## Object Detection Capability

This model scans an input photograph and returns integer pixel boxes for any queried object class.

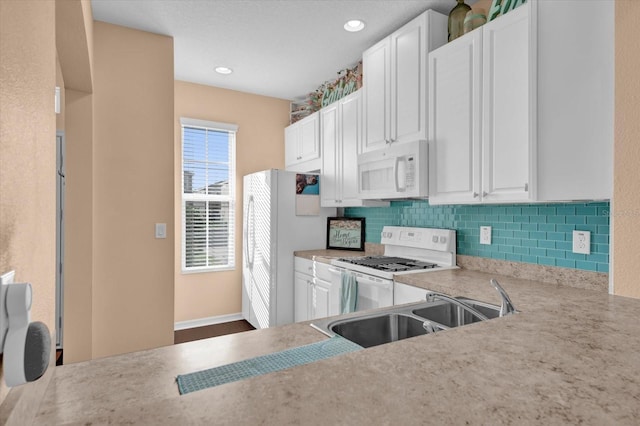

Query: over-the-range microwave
[358,139,428,200]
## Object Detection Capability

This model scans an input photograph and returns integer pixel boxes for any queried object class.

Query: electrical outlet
[572,230,591,255]
[480,226,492,245]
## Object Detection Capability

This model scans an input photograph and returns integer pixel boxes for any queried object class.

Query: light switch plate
[155,223,167,239]
[572,230,590,254]
[480,226,492,245]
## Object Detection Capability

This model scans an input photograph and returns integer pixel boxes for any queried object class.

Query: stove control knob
[439,236,447,244]
[432,236,439,243]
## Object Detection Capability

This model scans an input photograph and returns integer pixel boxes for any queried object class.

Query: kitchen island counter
[31,269,640,425]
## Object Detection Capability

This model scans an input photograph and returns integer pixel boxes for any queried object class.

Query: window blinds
[181,121,236,271]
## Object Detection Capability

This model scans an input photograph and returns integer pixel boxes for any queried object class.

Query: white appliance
[242,169,336,329]
[330,226,457,311]
[358,140,428,199]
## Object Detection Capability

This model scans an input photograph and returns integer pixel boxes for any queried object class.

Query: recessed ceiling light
[344,19,365,32]
[215,66,233,75]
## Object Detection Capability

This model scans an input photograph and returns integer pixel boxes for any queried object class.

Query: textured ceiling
[91,0,473,101]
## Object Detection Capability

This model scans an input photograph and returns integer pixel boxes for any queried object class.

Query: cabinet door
[482,5,532,202]
[320,103,340,206]
[428,29,482,205]
[312,278,332,320]
[299,113,320,162]
[294,271,311,322]
[391,14,427,144]
[362,37,391,152]
[284,124,299,169]
[339,91,362,204]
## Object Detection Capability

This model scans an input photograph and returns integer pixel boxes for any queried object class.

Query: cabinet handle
[483,191,488,197]
[473,192,479,198]
[524,183,529,192]
[390,138,396,143]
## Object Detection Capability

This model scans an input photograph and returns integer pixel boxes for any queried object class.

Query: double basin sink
[311,297,501,348]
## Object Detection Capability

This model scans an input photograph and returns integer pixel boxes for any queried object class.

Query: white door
[320,103,339,206]
[339,91,362,204]
[56,132,65,349]
[428,29,482,205]
[299,113,319,162]
[363,37,391,152]
[482,5,532,203]
[241,173,254,324]
[242,171,274,329]
[294,271,311,322]
[312,279,332,320]
[391,14,427,144]
[284,124,299,169]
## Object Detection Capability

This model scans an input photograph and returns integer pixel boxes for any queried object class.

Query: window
[181,118,238,272]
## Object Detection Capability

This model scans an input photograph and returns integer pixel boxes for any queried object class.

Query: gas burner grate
[338,256,439,272]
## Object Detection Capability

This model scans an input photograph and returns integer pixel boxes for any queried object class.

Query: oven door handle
[329,267,393,290]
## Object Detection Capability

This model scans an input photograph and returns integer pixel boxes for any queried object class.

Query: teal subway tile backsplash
[344,201,609,273]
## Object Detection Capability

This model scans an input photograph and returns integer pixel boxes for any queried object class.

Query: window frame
[180,117,238,274]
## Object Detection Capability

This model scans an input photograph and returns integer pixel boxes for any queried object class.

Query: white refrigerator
[242,169,336,329]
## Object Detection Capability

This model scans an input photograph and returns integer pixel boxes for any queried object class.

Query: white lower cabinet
[394,282,429,305]
[294,271,312,322]
[294,257,339,322]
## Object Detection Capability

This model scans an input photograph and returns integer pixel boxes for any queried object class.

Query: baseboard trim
[174,313,244,331]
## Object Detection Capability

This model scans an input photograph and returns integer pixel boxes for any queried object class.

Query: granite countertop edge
[32,264,640,425]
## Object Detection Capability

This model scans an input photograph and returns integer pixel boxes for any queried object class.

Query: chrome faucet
[489,279,517,317]
[425,292,489,321]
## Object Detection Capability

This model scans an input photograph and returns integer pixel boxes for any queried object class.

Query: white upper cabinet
[481,5,531,203]
[285,111,320,172]
[320,90,389,207]
[428,1,613,205]
[428,29,482,204]
[363,10,447,153]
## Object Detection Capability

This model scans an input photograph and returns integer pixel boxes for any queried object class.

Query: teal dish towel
[176,336,362,395]
[341,271,358,314]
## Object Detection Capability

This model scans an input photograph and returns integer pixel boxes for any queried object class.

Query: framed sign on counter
[326,217,365,251]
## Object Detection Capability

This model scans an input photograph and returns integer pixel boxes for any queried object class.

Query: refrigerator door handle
[245,195,255,268]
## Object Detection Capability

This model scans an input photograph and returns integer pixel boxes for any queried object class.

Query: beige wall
[63,89,94,363]
[92,22,175,357]
[613,0,640,299]
[174,81,290,322]
[0,0,56,411]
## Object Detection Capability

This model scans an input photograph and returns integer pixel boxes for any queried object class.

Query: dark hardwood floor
[174,320,255,344]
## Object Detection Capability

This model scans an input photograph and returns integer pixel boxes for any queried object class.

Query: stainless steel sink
[412,299,500,328]
[329,313,437,348]
[311,297,503,348]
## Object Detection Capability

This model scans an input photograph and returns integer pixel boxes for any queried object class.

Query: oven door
[329,267,394,312]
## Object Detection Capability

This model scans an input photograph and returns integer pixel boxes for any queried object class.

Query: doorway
[56,131,65,363]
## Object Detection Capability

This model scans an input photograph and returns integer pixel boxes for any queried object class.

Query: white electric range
[329,226,458,311]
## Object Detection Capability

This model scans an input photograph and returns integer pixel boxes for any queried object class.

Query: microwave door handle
[395,156,407,192]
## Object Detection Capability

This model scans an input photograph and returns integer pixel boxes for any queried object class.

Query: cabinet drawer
[314,261,333,282]
[294,257,314,275]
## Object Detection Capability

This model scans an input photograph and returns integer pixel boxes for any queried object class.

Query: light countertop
[32,269,640,425]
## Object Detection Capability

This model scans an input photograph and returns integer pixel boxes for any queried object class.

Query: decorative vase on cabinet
[448,0,471,41]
